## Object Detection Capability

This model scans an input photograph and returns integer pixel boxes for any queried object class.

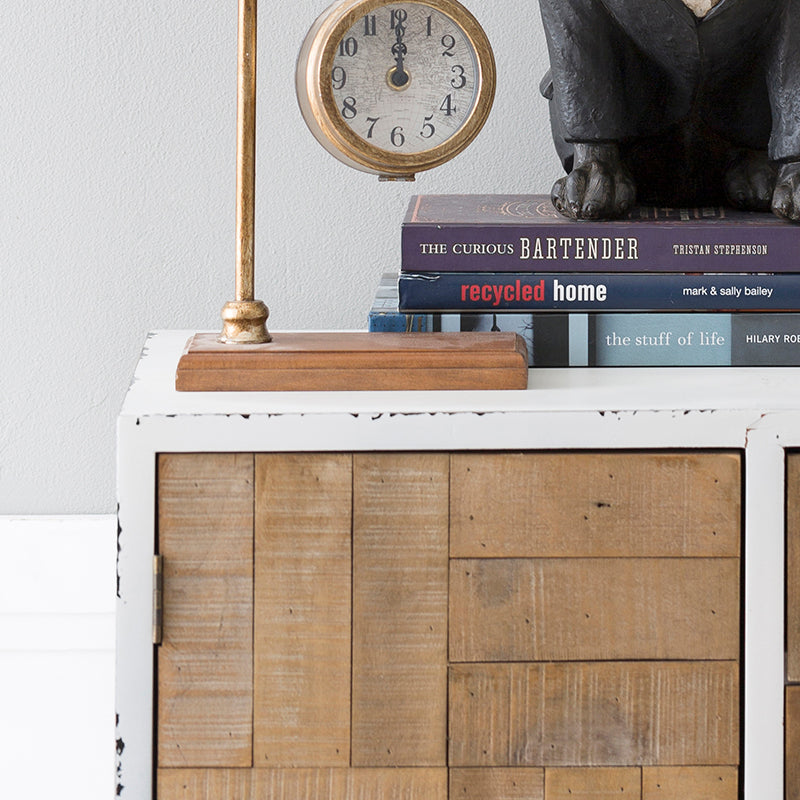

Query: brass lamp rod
[220,0,270,344]
[236,0,256,301]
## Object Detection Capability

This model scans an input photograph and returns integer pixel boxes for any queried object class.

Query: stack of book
[368,194,800,367]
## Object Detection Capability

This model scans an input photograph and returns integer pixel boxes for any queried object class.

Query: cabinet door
[448,451,741,799]
[155,450,741,800]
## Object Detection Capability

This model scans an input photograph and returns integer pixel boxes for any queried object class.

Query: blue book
[398,271,800,312]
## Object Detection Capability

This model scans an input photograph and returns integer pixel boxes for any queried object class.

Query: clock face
[297,0,495,178]
[330,4,480,155]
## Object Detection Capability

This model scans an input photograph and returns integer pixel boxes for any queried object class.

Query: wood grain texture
[156,453,254,768]
[788,686,800,800]
[449,768,544,800]
[175,331,529,391]
[641,766,738,799]
[157,768,448,799]
[450,452,741,558]
[545,768,641,800]
[788,453,800,681]
[351,453,449,767]
[253,454,353,767]
[449,661,739,767]
[450,558,740,662]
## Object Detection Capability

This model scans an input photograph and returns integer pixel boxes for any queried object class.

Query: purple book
[401,194,800,273]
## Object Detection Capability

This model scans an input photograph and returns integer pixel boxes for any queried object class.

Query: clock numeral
[426,15,433,36]
[338,37,358,57]
[366,117,380,138]
[390,126,405,147]
[450,65,467,89]
[364,15,376,36]
[391,9,408,31]
[420,115,436,139]
[441,34,456,57]
[440,93,457,116]
[331,66,347,90]
[341,96,358,120]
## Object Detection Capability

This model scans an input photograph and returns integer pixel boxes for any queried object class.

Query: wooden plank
[787,453,800,681]
[641,767,739,799]
[157,768,448,799]
[788,686,800,800]
[450,768,544,800]
[156,453,254,768]
[253,454,353,767]
[449,661,739,767]
[545,768,641,800]
[450,452,741,558]
[450,557,740,662]
[351,453,449,766]
[175,331,529,391]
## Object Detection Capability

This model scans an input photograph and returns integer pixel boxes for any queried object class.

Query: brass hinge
[153,555,164,646]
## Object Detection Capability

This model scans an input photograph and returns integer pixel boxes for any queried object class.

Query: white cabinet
[116,331,800,800]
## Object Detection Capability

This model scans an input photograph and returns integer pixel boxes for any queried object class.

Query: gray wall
[1,0,558,513]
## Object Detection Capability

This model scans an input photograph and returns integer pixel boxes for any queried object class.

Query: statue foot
[724,150,777,212]
[772,161,800,222]
[551,143,635,220]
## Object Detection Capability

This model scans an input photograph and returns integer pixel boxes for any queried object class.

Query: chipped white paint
[116,330,798,800]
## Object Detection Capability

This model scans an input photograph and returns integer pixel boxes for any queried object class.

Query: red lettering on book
[459,279,546,306]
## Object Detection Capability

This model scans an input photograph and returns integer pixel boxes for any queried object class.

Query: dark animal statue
[539,0,800,221]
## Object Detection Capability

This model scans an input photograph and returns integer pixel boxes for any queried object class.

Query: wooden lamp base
[175,331,528,391]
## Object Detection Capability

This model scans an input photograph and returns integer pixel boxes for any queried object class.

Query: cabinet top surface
[119,330,800,419]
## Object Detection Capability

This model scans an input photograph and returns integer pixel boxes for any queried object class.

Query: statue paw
[772,161,800,222]
[725,150,777,212]
[551,146,635,220]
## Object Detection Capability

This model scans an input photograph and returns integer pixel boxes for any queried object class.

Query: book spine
[586,313,800,366]
[397,272,800,313]
[367,309,432,332]
[369,309,800,367]
[401,224,797,273]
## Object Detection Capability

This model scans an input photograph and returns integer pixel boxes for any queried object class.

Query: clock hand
[390,14,410,88]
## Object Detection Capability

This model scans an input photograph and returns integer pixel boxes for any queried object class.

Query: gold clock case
[296,0,496,179]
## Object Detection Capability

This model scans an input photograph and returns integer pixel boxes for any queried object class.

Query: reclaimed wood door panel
[351,453,449,767]
[449,767,544,800]
[545,767,642,800]
[450,557,740,662]
[155,448,742,797]
[450,452,741,558]
[253,454,353,767]
[449,661,739,767]
[157,767,448,799]
[641,766,739,800]
[156,453,254,768]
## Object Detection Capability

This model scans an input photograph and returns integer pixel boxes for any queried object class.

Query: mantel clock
[296,0,496,180]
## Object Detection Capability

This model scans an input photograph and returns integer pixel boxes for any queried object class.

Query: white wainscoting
[0,516,116,798]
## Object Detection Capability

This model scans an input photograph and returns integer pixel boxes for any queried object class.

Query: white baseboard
[0,516,117,799]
